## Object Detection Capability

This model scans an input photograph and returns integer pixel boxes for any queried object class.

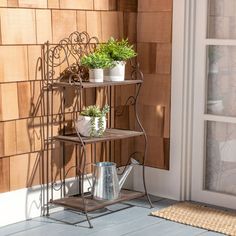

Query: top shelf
[53,79,143,89]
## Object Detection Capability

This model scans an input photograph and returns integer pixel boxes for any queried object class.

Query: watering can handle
[130,158,139,165]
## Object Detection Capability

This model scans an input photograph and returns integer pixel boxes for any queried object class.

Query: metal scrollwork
[59,63,88,84]
[115,96,136,117]
[44,31,99,84]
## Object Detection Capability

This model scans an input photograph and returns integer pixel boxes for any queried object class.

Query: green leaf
[98,38,137,61]
[80,51,114,69]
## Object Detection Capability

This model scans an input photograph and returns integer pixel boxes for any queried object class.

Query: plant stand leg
[80,144,93,228]
[84,211,93,228]
[143,165,153,208]
[134,83,153,209]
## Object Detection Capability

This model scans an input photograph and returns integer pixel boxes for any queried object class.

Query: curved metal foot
[143,165,153,208]
[84,212,93,228]
[145,193,154,209]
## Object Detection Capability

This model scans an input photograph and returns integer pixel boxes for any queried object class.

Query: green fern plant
[80,51,114,69]
[80,105,110,137]
[98,38,137,62]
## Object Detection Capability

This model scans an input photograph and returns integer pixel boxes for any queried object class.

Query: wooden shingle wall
[0,0,138,193]
[137,0,172,169]
[0,0,173,193]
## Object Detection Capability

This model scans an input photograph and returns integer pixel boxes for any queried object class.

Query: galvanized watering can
[92,158,139,201]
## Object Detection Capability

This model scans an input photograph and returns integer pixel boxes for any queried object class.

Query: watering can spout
[119,158,139,190]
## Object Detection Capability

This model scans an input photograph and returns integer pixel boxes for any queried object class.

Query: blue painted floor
[0,196,224,236]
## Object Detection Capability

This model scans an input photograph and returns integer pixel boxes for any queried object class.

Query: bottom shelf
[50,189,145,212]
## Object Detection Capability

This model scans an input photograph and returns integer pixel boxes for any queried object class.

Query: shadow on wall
[24,53,78,218]
[22,42,103,218]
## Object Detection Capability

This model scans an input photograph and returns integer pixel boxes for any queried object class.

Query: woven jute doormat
[151,202,236,236]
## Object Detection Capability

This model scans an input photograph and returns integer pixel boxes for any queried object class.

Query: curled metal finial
[115,96,136,116]
[130,58,144,81]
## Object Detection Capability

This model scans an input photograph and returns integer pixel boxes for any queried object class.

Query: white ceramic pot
[104,61,126,82]
[207,100,224,114]
[208,62,219,74]
[89,69,104,83]
[75,115,106,137]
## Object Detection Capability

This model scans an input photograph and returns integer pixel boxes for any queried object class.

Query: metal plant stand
[42,31,153,228]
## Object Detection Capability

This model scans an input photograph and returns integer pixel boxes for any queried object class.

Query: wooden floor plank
[83,215,164,236]
[78,206,153,228]
[198,231,225,236]
[122,195,163,208]
[124,220,206,236]
[0,220,47,236]
[0,197,225,236]
[11,223,78,236]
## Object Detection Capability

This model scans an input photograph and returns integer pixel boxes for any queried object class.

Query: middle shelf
[54,128,144,144]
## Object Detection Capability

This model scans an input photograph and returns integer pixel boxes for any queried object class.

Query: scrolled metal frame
[42,31,152,228]
[43,31,98,227]
[127,59,153,208]
[44,31,99,85]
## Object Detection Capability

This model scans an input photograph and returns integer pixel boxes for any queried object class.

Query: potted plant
[208,46,222,74]
[98,38,137,81]
[81,52,113,82]
[207,79,224,115]
[75,105,110,137]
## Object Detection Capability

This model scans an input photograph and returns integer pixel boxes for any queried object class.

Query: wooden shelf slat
[53,79,143,88]
[54,128,144,144]
[51,189,145,212]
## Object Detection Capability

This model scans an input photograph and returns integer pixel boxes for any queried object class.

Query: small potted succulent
[75,105,110,137]
[98,38,137,81]
[80,52,113,82]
